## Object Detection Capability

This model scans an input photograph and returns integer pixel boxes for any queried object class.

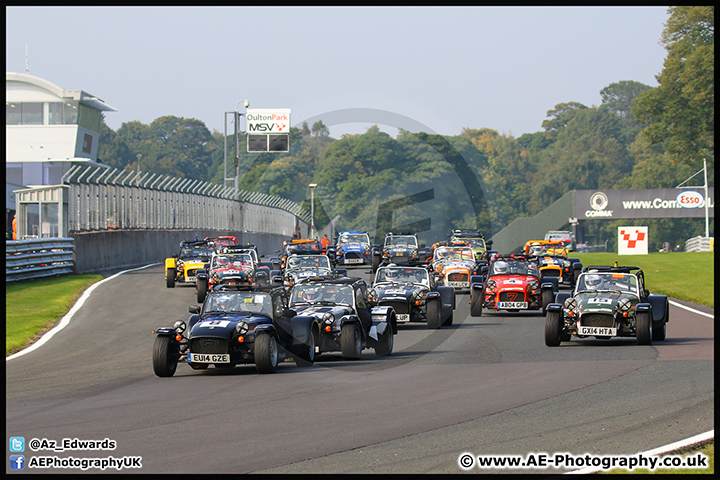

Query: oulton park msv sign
[575,188,714,220]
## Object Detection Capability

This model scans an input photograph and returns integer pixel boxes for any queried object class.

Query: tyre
[470,288,483,317]
[166,268,176,288]
[152,335,179,377]
[196,278,207,303]
[371,254,380,274]
[294,329,317,367]
[652,299,668,341]
[341,322,362,359]
[374,318,394,356]
[541,288,554,315]
[544,310,563,347]
[636,311,652,345]
[426,298,442,329]
[255,333,279,373]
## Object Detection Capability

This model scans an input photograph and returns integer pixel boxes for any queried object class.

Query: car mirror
[189,305,201,314]
[486,240,493,246]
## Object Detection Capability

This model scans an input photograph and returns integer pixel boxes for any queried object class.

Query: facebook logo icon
[10,455,25,470]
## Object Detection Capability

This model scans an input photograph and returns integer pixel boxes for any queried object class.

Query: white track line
[669,299,714,318]
[566,430,715,474]
[6,263,159,361]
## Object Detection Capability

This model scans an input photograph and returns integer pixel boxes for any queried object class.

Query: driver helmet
[384,269,400,281]
[584,274,603,289]
[494,261,508,274]
[216,294,233,311]
[530,242,544,256]
[304,286,323,302]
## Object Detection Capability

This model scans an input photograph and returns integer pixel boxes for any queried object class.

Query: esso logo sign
[676,191,705,209]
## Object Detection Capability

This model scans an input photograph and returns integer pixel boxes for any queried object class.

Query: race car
[165,240,215,288]
[430,244,481,290]
[372,232,427,273]
[278,238,326,271]
[194,252,268,303]
[371,265,455,329]
[335,231,372,266]
[151,286,318,376]
[273,254,346,287]
[524,239,583,286]
[470,254,558,316]
[205,235,238,252]
[544,265,669,346]
[288,277,396,359]
[449,229,493,261]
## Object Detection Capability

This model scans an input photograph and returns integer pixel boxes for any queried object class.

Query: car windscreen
[490,260,537,277]
[203,292,272,316]
[375,267,429,285]
[290,284,354,306]
[287,255,330,269]
[338,234,370,246]
[385,236,417,247]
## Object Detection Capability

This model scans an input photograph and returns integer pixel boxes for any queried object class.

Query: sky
[6,6,670,139]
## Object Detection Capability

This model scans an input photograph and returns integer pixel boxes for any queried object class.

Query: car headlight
[367,288,378,303]
[564,297,578,316]
[563,260,571,268]
[323,312,335,324]
[236,322,249,334]
[412,289,425,304]
[485,279,496,293]
[174,320,186,334]
[618,298,632,311]
[527,280,540,291]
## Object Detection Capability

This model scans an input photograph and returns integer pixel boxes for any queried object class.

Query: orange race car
[524,240,582,286]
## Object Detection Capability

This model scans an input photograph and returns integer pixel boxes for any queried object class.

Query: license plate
[578,326,617,336]
[497,302,528,309]
[186,276,196,282]
[188,353,230,363]
[448,281,468,287]
[396,314,410,322]
[345,258,362,264]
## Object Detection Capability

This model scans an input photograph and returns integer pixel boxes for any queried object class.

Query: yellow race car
[524,240,582,286]
[165,240,215,288]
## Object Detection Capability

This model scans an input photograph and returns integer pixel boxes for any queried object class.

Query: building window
[63,101,78,124]
[47,102,64,124]
[6,102,21,125]
[82,133,93,154]
[6,163,23,185]
[21,103,43,125]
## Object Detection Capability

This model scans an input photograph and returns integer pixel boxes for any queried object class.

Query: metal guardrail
[685,236,714,252]
[6,238,75,282]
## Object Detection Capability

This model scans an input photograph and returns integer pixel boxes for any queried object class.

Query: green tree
[632,6,714,164]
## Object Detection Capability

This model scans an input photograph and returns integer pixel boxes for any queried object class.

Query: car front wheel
[636,311,652,345]
[341,322,362,359]
[374,317,394,356]
[544,310,563,347]
[152,335,179,377]
[255,333,279,373]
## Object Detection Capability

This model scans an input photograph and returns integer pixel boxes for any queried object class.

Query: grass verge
[6,274,103,356]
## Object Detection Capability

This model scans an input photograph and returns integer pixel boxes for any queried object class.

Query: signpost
[246,108,291,152]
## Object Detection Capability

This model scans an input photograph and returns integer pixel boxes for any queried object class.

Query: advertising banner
[246,109,291,134]
[575,189,714,220]
[618,226,648,255]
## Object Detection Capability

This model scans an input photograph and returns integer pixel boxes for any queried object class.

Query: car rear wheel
[636,311,652,345]
[544,310,563,347]
[255,333,279,373]
[374,316,394,356]
[652,298,668,341]
[294,330,316,367]
[152,335,179,377]
[341,322,362,359]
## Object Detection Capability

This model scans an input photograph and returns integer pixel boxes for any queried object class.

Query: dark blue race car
[152,286,318,376]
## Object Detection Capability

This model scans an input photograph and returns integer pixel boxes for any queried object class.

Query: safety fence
[14,165,310,240]
[5,238,75,282]
[684,236,714,252]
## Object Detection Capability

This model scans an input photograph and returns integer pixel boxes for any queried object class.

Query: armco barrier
[6,238,75,282]
[685,236,714,252]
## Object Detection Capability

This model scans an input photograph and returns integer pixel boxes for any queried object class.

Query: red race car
[470,255,557,316]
